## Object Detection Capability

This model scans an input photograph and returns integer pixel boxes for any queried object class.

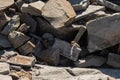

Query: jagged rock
[8,31,30,48]
[0,0,14,10]
[21,0,45,16]
[87,13,120,53]
[52,38,81,61]
[17,23,30,33]
[74,5,105,22]
[69,0,90,11]
[0,35,12,49]
[0,75,12,80]
[7,55,35,67]
[18,41,35,55]
[107,53,120,68]
[42,0,76,28]
[74,55,106,67]
[0,62,10,74]
[1,15,20,35]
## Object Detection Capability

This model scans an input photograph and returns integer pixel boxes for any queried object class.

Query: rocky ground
[0,0,120,80]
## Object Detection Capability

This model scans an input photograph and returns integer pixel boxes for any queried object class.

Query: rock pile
[0,0,120,80]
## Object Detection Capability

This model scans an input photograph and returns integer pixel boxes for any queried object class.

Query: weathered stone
[17,23,30,33]
[35,47,60,66]
[107,53,120,68]
[87,13,120,53]
[19,14,37,33]
[8,31,30,48]
[1,15,20,35]
[0,62,10,74]
[0,12,10,31]
[0,0,14,10]
[52,38,81,61]
[74,55,106,67]
[69,0,90,11]
[18,41,35,55]
[97,0,120,12]
[0,35,12,49]
[0,75,12,80]
[42,0,76,28]
[74,5,105,22]
[7,55,35,67]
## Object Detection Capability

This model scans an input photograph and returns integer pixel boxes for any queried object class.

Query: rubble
[0,0,120,80]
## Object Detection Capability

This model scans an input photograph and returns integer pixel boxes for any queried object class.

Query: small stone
[0,75,12,80]
[52,38,81,61]
[42,0,76,28]
[8,31,30,48]
[1,15,20,36]
[107,53,120,68]
[7,55,35,67]
[74,55,106,67]
[18,41,35,55]
[17,23,30,33]
[74,5,105,22]
[0,62,10,74]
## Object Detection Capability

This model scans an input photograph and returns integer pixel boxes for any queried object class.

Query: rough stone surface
[107,53,120,68]
[1,15,20,35]
[8,31,30,48]
[17,23,30,33]
[7,55,35,67]
[74,55,106,67]
[18,41,35,55]
[52,38,81,61]
[0,75,12,80]
[87,13,120,52]
[42,0,76,28]
[0,62,10,74]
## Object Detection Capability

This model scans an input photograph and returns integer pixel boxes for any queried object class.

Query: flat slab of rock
[52,38,81,61]
[0,62,10,74]
[0,75,12,80]
[107,53,120,68]
[87,13,120,52]
[8,31,30,48]
[0,0,14,10]
[42,0,76,28]
[74,55,106,67]
[74,5,105,22]
[7,55,35,67]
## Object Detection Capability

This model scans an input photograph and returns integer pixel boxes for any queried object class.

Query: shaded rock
[0,62,10,74]
[17,23,30,33]
[74,55,106,67]
[42,0,76,28]
[107,53,120,68]
[8,31,30,48]
[52,38,81,61]
[0,75,12,80]
[0,35,12,49]
[0,0,14,10]
[1,15,20,35]
[7,55,35,67]
[18,41,35,55]
[87,13,120,53]
[74,5,105,22]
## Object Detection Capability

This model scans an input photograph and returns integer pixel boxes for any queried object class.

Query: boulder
[0,62,10,74]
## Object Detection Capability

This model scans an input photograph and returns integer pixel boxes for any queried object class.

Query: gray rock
[0,75,12,80]
[0,62,10,74]
[42,0,76,28]
[8,31,30,48]
[17,23,30,33]
[74,5,105,22]
[7,55,35,67]
[87,13,120,53]
[0,35,12,49]
[74,55,106,67]
[18,41,35,55]
[1,15,20,36]
[52,38,81,61]
[107,53,120,68]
